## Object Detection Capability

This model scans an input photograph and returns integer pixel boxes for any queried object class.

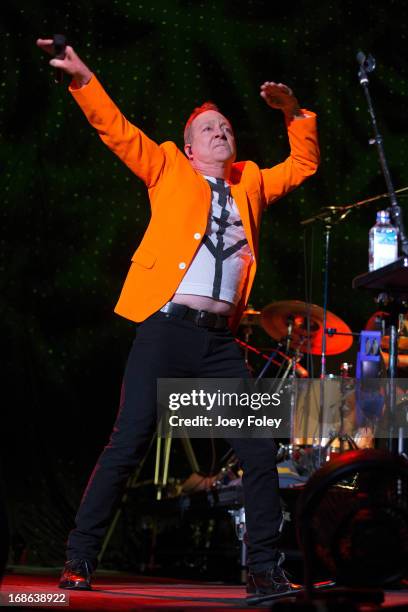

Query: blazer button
[194,232,201,240]
[179,262,186,270]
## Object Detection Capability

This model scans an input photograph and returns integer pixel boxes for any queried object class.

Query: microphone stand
[301,208,349,465]
[318,218,332,465]
[357,52,408,256]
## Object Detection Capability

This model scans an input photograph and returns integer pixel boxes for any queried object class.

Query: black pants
[67,311,282,572]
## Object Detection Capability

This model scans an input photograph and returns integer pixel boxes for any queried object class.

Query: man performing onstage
[37,38,319,597]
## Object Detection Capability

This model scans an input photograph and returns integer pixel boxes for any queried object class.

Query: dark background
[1,0,407,571]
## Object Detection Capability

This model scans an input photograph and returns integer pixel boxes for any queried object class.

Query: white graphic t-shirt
[175,176,253,305]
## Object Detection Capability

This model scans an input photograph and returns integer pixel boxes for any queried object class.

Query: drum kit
[238,300,354,377]
[238,301,352,379]
[236,299,408,476]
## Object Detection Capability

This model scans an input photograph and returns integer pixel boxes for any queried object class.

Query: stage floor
[1,570,408,610]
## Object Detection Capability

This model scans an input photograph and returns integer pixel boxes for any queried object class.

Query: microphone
[53,34,67,84]
[356,50,376,74]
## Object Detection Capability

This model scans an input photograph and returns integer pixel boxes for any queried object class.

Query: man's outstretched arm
[258,81,320,206]
[36,39,166,188]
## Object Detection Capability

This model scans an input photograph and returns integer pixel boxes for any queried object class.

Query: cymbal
[260,300,353,355]
[240,308,261,326]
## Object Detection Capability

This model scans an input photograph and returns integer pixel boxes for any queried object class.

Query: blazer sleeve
[69,75,166,188]
[260,111,320,207]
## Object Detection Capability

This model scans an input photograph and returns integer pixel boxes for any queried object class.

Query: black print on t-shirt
[204,178,248,300]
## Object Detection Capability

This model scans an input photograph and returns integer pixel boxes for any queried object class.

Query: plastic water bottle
[368,210,398,271]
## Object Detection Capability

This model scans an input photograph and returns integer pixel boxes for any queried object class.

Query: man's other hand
[36,39,93,88]
[260,82,303,119]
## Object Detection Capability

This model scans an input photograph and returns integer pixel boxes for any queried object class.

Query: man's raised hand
[260,81,303,119]
[36,39,93,88]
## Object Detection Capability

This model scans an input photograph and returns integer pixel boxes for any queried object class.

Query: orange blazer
[70,76,320,330]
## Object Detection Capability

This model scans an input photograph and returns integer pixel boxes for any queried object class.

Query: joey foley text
[165,389,283,429]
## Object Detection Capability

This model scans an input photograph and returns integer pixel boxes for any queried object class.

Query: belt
[160,301,229,329]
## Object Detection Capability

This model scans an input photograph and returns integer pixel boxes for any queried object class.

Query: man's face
[185,110,236,166]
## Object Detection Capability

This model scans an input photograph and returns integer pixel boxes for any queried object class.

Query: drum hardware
[394,397,408,456]
[255,313,305,388]
[256,341,304,388]
[239,306,261,373]
[228,507,247,578]
[234,337,309,378]
[323,363,359,459]
[386,325,400,453]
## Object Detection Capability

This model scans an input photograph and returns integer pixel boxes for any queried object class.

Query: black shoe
[59,559,93,590]
[247,553,299,598]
